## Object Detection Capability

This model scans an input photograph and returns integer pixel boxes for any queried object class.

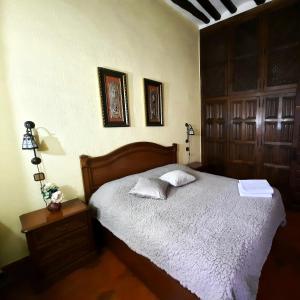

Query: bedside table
[187,161,204,171]
[188,163,226,175]
[19,199,95,288]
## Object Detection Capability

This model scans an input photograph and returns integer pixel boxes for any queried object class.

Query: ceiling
[166,0,272,29]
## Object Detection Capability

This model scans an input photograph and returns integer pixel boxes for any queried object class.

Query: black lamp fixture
[22,121,45,182]
[185,123,195,162]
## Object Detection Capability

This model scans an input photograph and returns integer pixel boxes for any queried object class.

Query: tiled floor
[1,211,299,300]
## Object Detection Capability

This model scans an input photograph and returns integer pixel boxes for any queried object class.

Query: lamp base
[47,202,62,212]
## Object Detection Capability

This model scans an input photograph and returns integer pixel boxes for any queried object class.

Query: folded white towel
[238,183,272,198]
[239,179,274,195]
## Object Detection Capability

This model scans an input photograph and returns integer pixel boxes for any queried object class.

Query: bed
[80,142,286,300]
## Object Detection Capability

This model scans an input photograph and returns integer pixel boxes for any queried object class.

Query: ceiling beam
[171,0,210,24]
[220,0,237,14]
[254,0,266,4]
[196,0,221,21]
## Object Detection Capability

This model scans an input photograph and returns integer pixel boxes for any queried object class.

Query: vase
[47,202,62,212]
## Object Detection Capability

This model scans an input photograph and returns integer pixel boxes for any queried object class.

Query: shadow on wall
[60,185,78,201]
[33,127,79,201]
[35,127,65,155]
[0,222,28,268]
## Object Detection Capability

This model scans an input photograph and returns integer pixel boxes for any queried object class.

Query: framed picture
[144,79,163,126]
[98,67,129,127]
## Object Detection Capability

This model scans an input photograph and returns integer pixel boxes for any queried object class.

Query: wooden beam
[254,0,266,4]
[196,0,221,20]
[201,0,299,34]
[220,0,237,14]
[171,0,210,24]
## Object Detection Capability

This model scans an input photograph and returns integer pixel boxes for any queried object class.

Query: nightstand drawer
[38,243,91,277]
[36,227,91,264]
[32,213,87,247]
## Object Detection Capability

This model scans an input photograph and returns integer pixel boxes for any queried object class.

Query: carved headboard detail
[80,142,177,201]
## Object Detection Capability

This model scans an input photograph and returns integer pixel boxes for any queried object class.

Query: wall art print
[98,67,129,127]
[144,78,163,126]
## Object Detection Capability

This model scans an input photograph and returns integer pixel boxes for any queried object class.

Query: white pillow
[160,170,195,187]
[129,177,169,200]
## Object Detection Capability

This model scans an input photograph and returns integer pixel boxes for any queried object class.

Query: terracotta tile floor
[1,211,300,300]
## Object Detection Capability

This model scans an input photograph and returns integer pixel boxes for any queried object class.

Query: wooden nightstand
[187,161,204,171]
[19,199,95,288]
[188,163,226,176]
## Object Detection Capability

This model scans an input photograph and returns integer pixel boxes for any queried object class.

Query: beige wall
[0,0,200,267]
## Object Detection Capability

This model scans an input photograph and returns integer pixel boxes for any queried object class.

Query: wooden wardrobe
[200,1,300,208]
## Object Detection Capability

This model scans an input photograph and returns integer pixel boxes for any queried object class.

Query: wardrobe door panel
[263,146,292,167]
[262,165,290,190]
[227,98,260,179]
[261,93,296,189]
[202,100,227,169]
[267,4,300,48]
[202,33,227,65]
[267,46,300,88]
[290,82,300,208]
[232,57,259,92]
[202,64,226,98]
[265,4,300,90]
[201,30,228,98]
[234,19,258,56]
[203,141,226,163]
[231,18,260,93]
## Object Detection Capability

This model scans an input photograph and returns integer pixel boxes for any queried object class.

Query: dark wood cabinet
[227,97,260,179]
[202,100,227,168]
[260,92,296,191]
[289,83,300,208]
[202,64,227,97]
[201,31,228,98]
[231,18,260,93]
[200,2,300,207]
[19,199,95,289]
[265,3,300,90]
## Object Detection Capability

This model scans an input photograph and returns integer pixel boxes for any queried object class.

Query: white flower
[51,190,64,203]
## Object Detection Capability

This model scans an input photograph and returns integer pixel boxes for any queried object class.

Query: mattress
[89,164,286,300]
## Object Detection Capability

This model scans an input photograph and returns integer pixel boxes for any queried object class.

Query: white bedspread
[90,164,286,300]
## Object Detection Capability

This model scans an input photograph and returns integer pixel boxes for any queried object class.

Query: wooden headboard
[80,142,177,201]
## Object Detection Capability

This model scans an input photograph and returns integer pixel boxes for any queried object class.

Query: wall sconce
[185,123,195,162]
[22,121,46,204]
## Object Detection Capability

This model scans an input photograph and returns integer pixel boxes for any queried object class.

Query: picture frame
[144,78,164,126]
[98,67,129,127]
